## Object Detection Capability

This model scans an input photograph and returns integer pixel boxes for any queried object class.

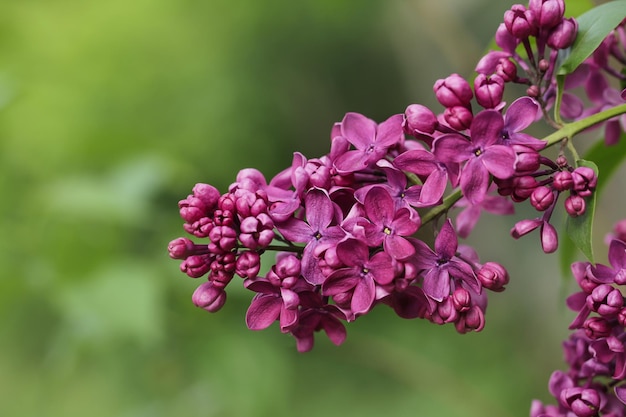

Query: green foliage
[560,134,626,277]
[557,0,626,75]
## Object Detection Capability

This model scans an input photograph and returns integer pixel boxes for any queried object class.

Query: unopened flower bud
[561,387,600,417]
[530,186,555,211]
[572,167,597,197]
[512,175,538,202]
[553,171,573,191]
[496,58,518,82]
[513,145,541,173]
[181,254,212,278]
[529,0,565,29]
[403,104,438,135]
[474,74,505,109]
[443,106,473,131]
[193,183,221,209]
[541,222,558,253]
[547,18,578,50]
[452,287,472,312]
[587,284,623,317]
[613,219,626,242]
[168,237,204,259]
[526,85,540,98]
[235,250,261,279]
[538,59,550,73]
[478,262,510,292]
[192,281,227,312]
[436,297,459,323]
[456,305,485,333]
[434,74,473,108]
[583,316,612,339]
[565,194,586,217]
[504,4,537,39]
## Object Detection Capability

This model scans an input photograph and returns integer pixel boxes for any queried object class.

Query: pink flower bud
[529,0,565,29]
[552,171,573,191]
[434,74,473,108]
[512,175,538,202]
[530,186,555,211]
[541,222,558,253]
[547,17,578,49]
[443,106,473,131]
[192,281,227,312]
[452,287,471,312]
[496,58,518,82]
[235,251,261,278]
[583,316,612,339]
[504,4,537,39]
[572,167,597,197]
[181,254,212,278]
[513,145,541,173]
[560,387,600,417]
[565,194,586,217]
[403,104,438,135]
[474,74,505,109]
[168,237,196,259]
[477,262,510,292]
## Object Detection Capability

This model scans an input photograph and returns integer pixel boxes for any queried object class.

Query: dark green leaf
[558,0,626,75]
[558,132,626,277]
[564,160,598,264]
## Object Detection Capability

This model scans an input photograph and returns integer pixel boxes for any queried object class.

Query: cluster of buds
[531,221,626,417]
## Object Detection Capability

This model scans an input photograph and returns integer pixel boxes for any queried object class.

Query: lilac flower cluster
[531,220,626,417]
[167,0,626,355]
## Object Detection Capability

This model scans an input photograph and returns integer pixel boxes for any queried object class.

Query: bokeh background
[1,0,620,416]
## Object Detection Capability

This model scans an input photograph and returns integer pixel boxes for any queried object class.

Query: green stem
[421,188,463,225]
[543,103,626,147]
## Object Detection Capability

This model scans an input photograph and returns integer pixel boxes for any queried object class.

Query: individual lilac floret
[322,239,395,319]
[276,188,346,285]
[411,220,479,301]
[361,187,420,260]
[244,254,306,332]
[434,109,517,204]
[393,148,457,206]
[333,112,404,173]
[499,97,545,151]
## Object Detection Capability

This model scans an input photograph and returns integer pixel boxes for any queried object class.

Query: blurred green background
[1,0,617,416]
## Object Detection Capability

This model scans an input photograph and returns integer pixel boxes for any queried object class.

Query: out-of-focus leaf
[560,134,626,277]
[557,0,626,75]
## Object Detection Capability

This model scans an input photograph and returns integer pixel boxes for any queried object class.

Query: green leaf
[557,0,626,75]
[564,160,598,263]
[560,135,626,278]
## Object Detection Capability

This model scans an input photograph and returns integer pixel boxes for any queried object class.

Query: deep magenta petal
[609,239,626,270]
[340,112,377,148]
[504,97,540,132]
[375,114,404,147]
[423,268,450,302]
[461,158,490,204]
[322,316,347,346]
[469,110,504,147]
[481,145,516,179]
[276,217,313,243]
[384,236,416,260]
[435,220,458,260]
[323,270,360,295]
[433,134,473,163]
[334,149,372,173]
[419,168,448,205]
[351,276,376,314]
[364,187,395,225]
[305,188,334,230]
[246,295,282,330]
